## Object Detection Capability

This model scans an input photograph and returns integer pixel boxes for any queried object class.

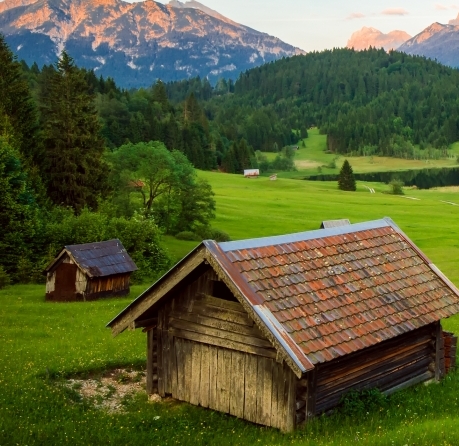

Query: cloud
[435,4,459,10]
[346,12,365,20]
[381,8,409,16]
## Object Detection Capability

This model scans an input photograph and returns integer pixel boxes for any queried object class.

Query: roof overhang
[107,243,207,336]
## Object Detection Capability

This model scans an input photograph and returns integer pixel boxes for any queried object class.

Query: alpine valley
[0,0,304,87]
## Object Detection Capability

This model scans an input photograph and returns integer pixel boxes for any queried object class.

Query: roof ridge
[218,218,391,252]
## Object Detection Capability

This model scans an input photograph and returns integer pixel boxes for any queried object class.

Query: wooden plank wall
[169,338,296,431]
[86,274,131,299]
[153,268,296,431]
[443,331,457,374]
[313,323,437,415]
[146,323,159,394]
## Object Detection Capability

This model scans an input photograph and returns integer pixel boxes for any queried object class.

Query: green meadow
[264,129,459,178]
[2,173,459,445]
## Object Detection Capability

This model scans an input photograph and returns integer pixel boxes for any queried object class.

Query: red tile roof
[210,218,459,367]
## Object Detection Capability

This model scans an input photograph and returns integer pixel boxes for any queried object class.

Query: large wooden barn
[45,239,137,302]
[108,218,459,431]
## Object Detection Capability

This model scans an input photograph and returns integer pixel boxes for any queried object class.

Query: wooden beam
[110,248,205,336]
[146,329,155,394]
[305,369,317,422]
[435,321,445,381]
[169,318,273,349]
[169,326,277,359]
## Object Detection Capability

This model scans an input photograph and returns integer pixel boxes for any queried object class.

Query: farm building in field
[320,219,351,229]
[107,218,459,431]
[45,239,137,302]
[244,169,259,178]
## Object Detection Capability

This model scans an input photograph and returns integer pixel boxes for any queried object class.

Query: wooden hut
[107,218,459,431]
[45,239,137,302]
[320,219,351,229]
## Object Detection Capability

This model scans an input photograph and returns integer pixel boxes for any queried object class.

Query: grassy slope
[2,175,459,445]
[265,129,459,178]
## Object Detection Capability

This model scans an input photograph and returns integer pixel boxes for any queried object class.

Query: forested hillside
[175,48,459,160]
[19,47,459,177]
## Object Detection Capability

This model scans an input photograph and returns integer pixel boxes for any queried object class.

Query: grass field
[2,174,459,445]
[264,129,459,178]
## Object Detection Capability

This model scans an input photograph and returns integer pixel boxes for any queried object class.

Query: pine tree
[0,34,39,167]
[0,109,37,278]
[338,159,356,191]
[40,51,108,212]
[151,80,170,112]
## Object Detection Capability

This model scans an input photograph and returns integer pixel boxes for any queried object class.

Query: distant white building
[243,169,259,178]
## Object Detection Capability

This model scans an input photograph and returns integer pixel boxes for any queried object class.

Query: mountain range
[398,17,459,67]
[0,0,304,87]
[348,13,459,70]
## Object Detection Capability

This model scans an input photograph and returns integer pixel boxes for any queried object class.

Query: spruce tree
[338,159,356,191]
[0,109,37,278]
[40,51,108,212]
[0,34,39,167]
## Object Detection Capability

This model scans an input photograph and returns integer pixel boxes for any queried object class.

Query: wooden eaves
[107,242,315,378]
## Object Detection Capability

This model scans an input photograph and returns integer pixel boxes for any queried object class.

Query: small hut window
[211,280,237,302]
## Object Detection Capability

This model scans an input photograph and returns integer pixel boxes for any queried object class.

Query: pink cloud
[381,8,409,16]
[346,12,365,20]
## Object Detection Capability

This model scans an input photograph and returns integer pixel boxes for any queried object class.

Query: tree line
[160,48,459,160]
[0,36,221,285]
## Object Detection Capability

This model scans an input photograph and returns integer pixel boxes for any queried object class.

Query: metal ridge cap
[218,218,391,252]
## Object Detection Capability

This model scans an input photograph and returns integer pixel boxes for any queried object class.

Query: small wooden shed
[45,239,137,302]
[244,169,259,178]
[320,219,351,229]
[108,218,459,431]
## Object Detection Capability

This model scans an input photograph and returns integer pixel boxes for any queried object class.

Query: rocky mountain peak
[347,27,411,51]
[0,0,304,87]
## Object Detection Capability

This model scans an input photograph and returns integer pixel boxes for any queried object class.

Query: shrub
[209,228,231,242]
[340,388,388,417]
[175,231,199,241]
[326,156,338,169]
[0,266,11,289]
[388,179,404,195]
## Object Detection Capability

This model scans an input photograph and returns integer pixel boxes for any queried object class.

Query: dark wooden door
[54,263,78,301]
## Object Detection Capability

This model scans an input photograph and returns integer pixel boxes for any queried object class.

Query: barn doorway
[54,263,78,301]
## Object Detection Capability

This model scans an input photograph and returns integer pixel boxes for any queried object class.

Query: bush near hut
[40,208,172,283]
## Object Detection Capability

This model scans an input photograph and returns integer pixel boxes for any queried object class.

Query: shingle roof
[108,218,459,376]
[46,239,137,277]
[212,218,459,365]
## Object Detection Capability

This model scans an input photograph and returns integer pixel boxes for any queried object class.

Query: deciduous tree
[108,141,215,233]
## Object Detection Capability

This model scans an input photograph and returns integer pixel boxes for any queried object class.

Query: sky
[154,0,459,51]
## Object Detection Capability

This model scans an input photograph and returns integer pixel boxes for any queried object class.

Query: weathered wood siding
[310,323,437,415]
[150,268,296,431]
[46,256,79,301]
[46,251,130,301]
[85,273,131,300]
